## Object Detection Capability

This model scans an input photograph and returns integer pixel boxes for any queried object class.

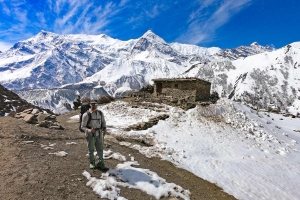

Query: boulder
[39,120,50,128]
[20,113,28,118]
[23,114,35,123]
[45,114,55,121]
[14,113,22,119]
[23,108,33,114]
[37,114,48,123]
[31,108,40,114]
[49,115,56,119]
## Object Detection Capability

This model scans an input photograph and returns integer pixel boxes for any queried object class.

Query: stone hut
[152,78,211,101]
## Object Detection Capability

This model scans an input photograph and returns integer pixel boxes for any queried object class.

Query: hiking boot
[96,162,109,171]
[89,163,95,169]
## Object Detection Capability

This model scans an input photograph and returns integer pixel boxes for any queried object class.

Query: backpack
[79,102,91,132]
[79,103,103,132]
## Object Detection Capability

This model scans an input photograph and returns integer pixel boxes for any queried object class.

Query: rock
[49,115,57,119]
[37,114,48,123]
[140,123,146,129]
[53,122,61,126]
[14,114,22,119]
[23,108,33,114]
[31,108,40,114]
[23,114,35,123]
[21,141,34,144]
[20,112,28,118]
[49,125,63,130]
[39,120,50,128]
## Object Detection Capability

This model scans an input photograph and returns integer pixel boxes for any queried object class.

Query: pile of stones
[14,108,64,130]
[125,114,169,131]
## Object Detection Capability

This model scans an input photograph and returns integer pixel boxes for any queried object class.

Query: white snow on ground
[83,160,190,200]
[49,151,68,157]
[101,101,167,135]
[87,150,127,162]
[81,100,300,200]
[70,115,79,120]
[41,143,56,150]
[66,142,77,145]
[104,150,126,162]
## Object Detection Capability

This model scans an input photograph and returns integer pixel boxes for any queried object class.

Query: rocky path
[0,112,236,200]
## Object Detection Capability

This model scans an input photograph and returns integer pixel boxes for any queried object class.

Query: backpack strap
[86,111,92,129]
[86,110,103,129]
[98,110,103,129]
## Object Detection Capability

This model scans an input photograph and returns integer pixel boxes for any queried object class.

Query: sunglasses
[91,103,98,106]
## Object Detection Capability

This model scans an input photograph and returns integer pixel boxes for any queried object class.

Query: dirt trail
[0,112,236,200]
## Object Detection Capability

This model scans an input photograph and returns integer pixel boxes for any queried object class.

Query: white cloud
[36,12,46,25]
[51,0,127,35]
[178,0,251,45]
[119,0,129,7]
[0,41,13,52]
[145,5,160,18]
[1,2,11,15]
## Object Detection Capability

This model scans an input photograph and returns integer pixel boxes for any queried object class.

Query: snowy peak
[130,30,179,59]
[26,30,58,43]
[216,42,275,60]
[250,41,259,46]
[141,30,166,44]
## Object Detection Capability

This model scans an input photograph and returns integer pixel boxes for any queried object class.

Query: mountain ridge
[1,30,298,114]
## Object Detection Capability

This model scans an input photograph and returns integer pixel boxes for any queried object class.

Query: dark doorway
[157,83,162,93]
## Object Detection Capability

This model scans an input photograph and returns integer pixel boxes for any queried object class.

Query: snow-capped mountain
[0,30,280,112]
[215,42,275,60]
[182,42,300,115]
[0,30,272,90]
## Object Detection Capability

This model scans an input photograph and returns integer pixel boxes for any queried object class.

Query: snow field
[82,155,191,200]
[97,100,300,200]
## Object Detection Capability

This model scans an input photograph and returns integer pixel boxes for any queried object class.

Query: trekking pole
[101,130,104,167]
[92,132,95,171]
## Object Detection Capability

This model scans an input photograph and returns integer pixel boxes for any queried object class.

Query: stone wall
[195,81,211,101]
[153,79,211,102]
[161,88,196,101]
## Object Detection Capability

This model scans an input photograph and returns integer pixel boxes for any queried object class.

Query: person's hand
[90,128,95,134]
[102,128,107,135]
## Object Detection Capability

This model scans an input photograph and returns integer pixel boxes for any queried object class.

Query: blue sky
[0,0,299,52]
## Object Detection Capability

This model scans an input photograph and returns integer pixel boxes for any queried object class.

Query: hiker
[81,100,108,170]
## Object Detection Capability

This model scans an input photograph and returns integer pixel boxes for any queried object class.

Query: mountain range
[0,30,299,115]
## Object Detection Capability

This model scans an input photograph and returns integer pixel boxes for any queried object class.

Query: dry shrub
[97,96,115,104]
[81,97,91,103]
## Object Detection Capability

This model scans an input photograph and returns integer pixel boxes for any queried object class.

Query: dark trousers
[85,130,104,163]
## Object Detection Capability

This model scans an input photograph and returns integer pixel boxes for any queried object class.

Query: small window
[175,84,178,88]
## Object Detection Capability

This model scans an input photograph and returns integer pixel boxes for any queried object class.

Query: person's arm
[81,113,93,134]
[101,111,107,132]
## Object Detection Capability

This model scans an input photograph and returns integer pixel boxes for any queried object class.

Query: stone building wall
[153,79,211,101]
[161,88,196,101]
[195,81,211,101]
